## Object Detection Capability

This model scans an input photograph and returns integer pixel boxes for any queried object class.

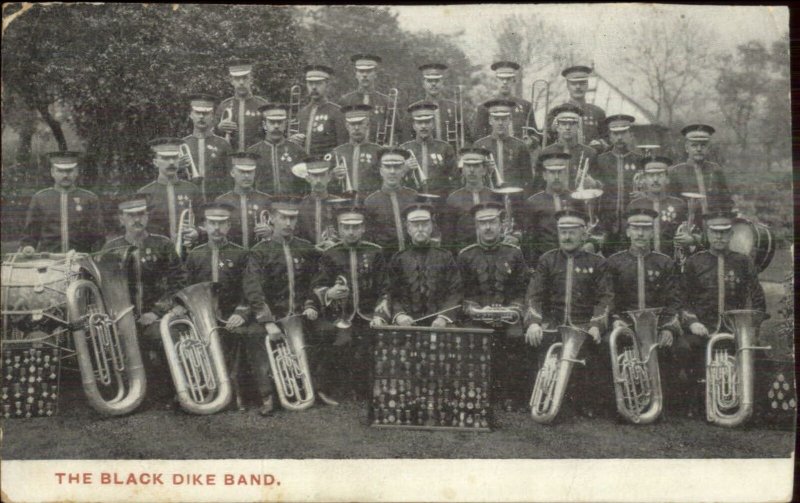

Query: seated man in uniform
[21,151,105,254]
[215,152,273,249]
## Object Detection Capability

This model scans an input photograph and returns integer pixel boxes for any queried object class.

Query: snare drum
[729,219,775,273]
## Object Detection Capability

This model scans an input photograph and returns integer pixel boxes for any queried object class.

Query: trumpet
[175,206,195,256]
[530,325,588,424]
[179,144,200,180]
[445,85,466,156]
[406,150,428,190]
[333,275,356,330]
[221,106,233,144]
[287,84,302,136]
[335,153,354,193]
[254,209,272,244]
[376,88,399,146]
[265,315,315,411]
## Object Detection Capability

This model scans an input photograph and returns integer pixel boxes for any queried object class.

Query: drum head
[729,220,775,273]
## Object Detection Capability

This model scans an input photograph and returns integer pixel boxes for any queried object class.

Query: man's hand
[20,245,35,255]
[431,316,448,329]
[326,283,350,302]
[225,314,246,330]
[218,120,238,133]
[332,164,347,180]
[170,305,187,317]
[689,322,709,337]
[370,317,386,328]
[139,312,159,326]
[179,154,192,170]
[581,242,596,253]
[181,226,199,247]
[673,230,695,247]
[288,133,306,146]
[525,323,543,347]
[612,319,629,331]
[303,307,319,321]
[395,314,414,326]
[265,322,283,341]
[502,233,520,246]
[658,329,673,348]
[254,223,272,240]
[588,326,601,344]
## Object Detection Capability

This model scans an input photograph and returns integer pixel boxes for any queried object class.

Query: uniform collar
[209,238,229,249]
[192,130,213,139]
[266,137,285,146]
[628,246,651,257]
[612,145,631,155]
[559,247,582,258]
[157,174,179,185]
[478,238,502,250]
[234,186,254,196]
[124,231,149,248]
[311,191,329,199]
[381,185,402,194]
[54,185,76,194]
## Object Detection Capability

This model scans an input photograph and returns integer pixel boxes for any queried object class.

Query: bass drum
[729,219,775,273]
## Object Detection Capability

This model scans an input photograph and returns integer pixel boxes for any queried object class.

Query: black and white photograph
[0,3,794,502]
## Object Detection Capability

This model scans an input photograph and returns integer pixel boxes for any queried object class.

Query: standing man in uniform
[137,138,201,251]
[181,93,232,202]
[216,59,270,152]
[400,101,458,197]
[548,65,607,149]
[331,104,383,195]
[536,104,598,188]
[458,202,530,411]
[473,61,538,146]
[524,209,613,417]
[474,99,531,192]
[339,54,402,145]
[295,65,347,157]
[296,156,342,248]
[247,103,306,196]
[21,151,105,254]
[372,203,462,328]
[594,114,643,254]
[444,147,500,252]
[215,152,273,249]
[412,63,470,148]
[363,148,419,256]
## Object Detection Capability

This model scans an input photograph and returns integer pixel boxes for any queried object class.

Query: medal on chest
[725,269,740,287]
[177,194,191,208]
[73,197,82,212]
[661,205,676,222]
[143,247,157,263]
[646,269,661,282]
[280,151,293,163]
[361,153,372,163]
[574,266,593,274]
[314,114,328,132]
[430,153,443,165]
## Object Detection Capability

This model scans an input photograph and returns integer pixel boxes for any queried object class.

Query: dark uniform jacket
[243,236,319,322]
[297,192,339,247]
[137,178,202,243]
[382,243,462,322]
[519,190,576,267]
[185,240,250,319]
[474,134,531,192]
[535,142,597,191]
[627,195,687,255]
[339,90,404,144]
[681,250,766,331]
[408,97,472,146]
[298,99,347,156]
[399,138,457,197]
[181,132,231,201]
[215,189,272,249]
[311,240,386,322]
[457,241,528,309]
[215,95,270,151]
[546,100,607,145]
[525,249,612,330]
[667,160,733,216]
[363,187,418,255]
[102,233,186,317]
[247,138,307,196]
[595,148,643,238]
[474,96,537,141]
[444,187,499,253]
[606,249,682,335]
[22,187,105,253]
[330,141,383,194]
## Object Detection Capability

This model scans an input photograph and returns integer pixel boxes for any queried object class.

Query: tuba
[66,248,147,415]
[445,85,466,156]
[376,88,399,146]
[265,314,315,411]
[287,84,302,136]
[706,309,770,427]
[159,282,231,415]
[608,308,664,424]
[530,325,588,424]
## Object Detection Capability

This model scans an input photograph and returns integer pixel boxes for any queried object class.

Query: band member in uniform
[297,156,341,247]
[372,203,462,328]
[103,198,186,407]
[215,152,273,248]
[627,156,688,255]
[180,93,232,201]
[667,124,734,215]
[215,59,270,151]
[312,204,386,401]
[339,54,403,144]
[473,61,538,146]
[137,138,201,251]
[536,104,598,188]
[331,104,383,195]
[605,208,683,410]
[519,152,576,267]
[363,148,418,256]
[457,202,530,411]
[21,151,105,254]
[295,65,347,156]
[474,99,531,191]
[677,210,766,416]
[594,114,643,254]
[242,196,328,409]
[400,101,457,197]
[444,147,500,252]
[524,209,613,417]
[547,65,607,148]
[247,103,306,196]
[413,63,471,145]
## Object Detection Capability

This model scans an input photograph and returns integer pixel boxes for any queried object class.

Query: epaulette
[361,241,382,250]
[527,191,546,202]
[458,243,480,255]
[73,187,97,198]
[499,241,521,251]
[149,233,173,244]
[215,191,234,201]
[326,101,341,109]
[607,249,628,260]
[474,135,493,144]
[32,187,54,197]
[137,180,158,193]
[431,138,451,148]
[651,250,671,260]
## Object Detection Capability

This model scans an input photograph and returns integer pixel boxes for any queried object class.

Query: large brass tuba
[706,309,770,427]
[608,308,664,424]
[66,248,147,415]
[265,314,315,411]
[530,325,588,424]
[159,282,232,415]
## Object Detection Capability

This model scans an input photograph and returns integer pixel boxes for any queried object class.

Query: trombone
[179,144,201,180]
[376,88,399,146]
[445,85,466,156]
[526,80,551,148]
[571,155,603,234]
[175,205,195,256]
[287,85,302,136]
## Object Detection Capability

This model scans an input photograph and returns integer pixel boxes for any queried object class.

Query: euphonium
[159,282,231,415]
[706,309,770,427]
[609,308,664,424]
[66,247,147,415]
[530,325,588,424]
[287,84,302,136]
[175,206,195,256]
[265,314,315,411]
[376,88,399,146]
[179,143,200,180]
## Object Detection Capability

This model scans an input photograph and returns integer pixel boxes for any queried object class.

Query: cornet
[335,153,354,194]
[407,151,428,190]
[221,106,233,144]
[175,206,195,256]
[179,144,200,180]
[254,209,272,243]
[287,85,302,136]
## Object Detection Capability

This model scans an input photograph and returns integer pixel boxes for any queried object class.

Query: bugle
[287,84,302,136]
[608,308,664,424]
[265,315,316,411]
[530,325,588,424]
[175,206,195,256]
[445,85,466,156]
[179,144,201,180]
[376,88,399,146]
[159,282,231,415]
